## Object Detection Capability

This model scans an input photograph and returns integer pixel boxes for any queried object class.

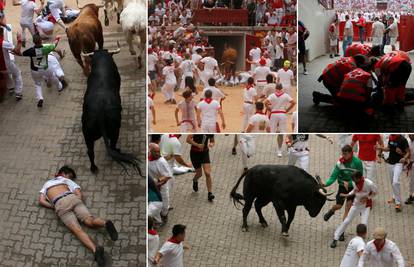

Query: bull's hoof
[90,165,99,173]
[260,220,268,228]
[281,232,289,237]
[241,226,248,232]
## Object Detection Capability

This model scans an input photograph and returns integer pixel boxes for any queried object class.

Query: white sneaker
[303,71,309,75]
[277,151,282,157]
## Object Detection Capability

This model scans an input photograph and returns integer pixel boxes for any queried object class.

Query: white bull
[120,0,146,68]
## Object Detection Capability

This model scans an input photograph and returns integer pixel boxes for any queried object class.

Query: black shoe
[405,196,414,204]
[339,233,345,241]
[324,209,335,221]
[37,99,43,107]
[208,192,215,202]
[105,220,118,241]
[59,79,68,92]
[312,91,320,105]
[192,180,198,192]
[15,94,23,101]
[94,246,105,267]
[330,240,337,248]
[329,54,333,58]
[232,147,237,155]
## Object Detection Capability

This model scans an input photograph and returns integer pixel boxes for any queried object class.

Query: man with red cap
[253,57,272,97]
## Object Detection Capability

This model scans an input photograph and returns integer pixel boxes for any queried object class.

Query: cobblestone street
[0,28,146,266]
[156,135,414,267]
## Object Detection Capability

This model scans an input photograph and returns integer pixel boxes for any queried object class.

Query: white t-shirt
[160,135,183,168]
[254,66,271,82]
[248,113,270,133]
[163,65,177,85]
[340,236,365,267]
[192,53,202,64]
[201,57,218,73]
[277,69,294,90]
[275,43,284,59]
[148,53,158,72]
[345,20,354,37]
[39,176,81,201]
[197,99,221,125]
[348,179,377,207]
[202,86,225,102]
[267,92,293,112]
[177,100,196,122]
[179,59,194,77]
[148,157,173,181]
[2,40,14,66]
[358,239,405,267]
[388,21,399,38]
[243,88,257,102]
[372,21,385,38]
[249,47,261,62]
[159,241,184,267]
[264,83,276,97]
[20,0,37,25]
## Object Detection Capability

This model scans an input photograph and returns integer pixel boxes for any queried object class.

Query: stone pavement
[155,135,414,267]
[0,31,146,266]
[298,47,414,132]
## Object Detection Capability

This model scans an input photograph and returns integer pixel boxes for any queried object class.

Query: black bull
[230,165,334,236]
[82,49,142,175]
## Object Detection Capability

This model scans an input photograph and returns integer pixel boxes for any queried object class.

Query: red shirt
[352,134,381,161]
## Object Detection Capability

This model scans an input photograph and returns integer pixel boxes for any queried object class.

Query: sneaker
[339,233,345,241]
[323,209,335,221]
[208,192,215,202]
[405,195,414,204]
[329,54,333,58]
[330,240,337,248]
[395,204,401,212]
[94,246,105,267]
[303,70,309,75]
[232,147,237,155]
[277,151,282,157]
[15,94,23,101]
[8,88,15,95]
[59,79,68,92]
[37,99,43,108]
[192,180,198,192]
[105,220,118,241]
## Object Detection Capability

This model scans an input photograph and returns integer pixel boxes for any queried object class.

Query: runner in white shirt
[277,60,295,95]
[248,43,261,72]
[358,227,405,267]
[178,54,195,89]
[199,52,219,86]
[196,89,225,133]
[148,218,159,267]
[386,17,398,51]
[148,95,155,132]
[241,77,258,131]
[148,49,158,92]
[238,134,256,171]
[154,224,189,267]
[160,134,192,175]
[253,58,272,97]
[339,224,367,267]
[371,17,385,46]
[1,30,23,100]
[192,48,203,86]
[245,102,270,133]
[47,0,67,31]
[148,143,173,220]
[161,59,177,104]
[263,74,277,98]
[20,0,43,47]
[405,134,414,205]
[175,90,197,132]
[331,171,377,248]
[264,83,296,133]
[202,78,225,102]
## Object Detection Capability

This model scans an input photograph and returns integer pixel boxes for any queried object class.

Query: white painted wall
[299,1,336,61]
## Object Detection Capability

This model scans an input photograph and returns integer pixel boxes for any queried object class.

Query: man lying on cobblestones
[38,166,118,267]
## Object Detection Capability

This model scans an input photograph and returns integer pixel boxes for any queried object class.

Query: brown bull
[67,1,104,76]
[221,46,238,80]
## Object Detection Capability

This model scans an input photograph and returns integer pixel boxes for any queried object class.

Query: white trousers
[362,160,376,182]
[47,54,64,78]
[148,201,163,223]
[242,103,254,131]
[287,151,309,172]
[270,113,287,133]
[159,177,174,216]
[161,83,176,101]
[180,121,196,133]
[201,70,214,86]
[31,69,62,100]
[239,136,256,168]
[334,205,370,240]
[20,22,35,42]
[201,123,217,133]
[387,163,403,204]
[6,62,23,94]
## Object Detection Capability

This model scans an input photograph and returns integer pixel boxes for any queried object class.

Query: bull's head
[305,175,335,217]
[81,41,121,57]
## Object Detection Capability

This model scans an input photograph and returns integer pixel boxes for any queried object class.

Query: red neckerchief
[246,84,254,90]
[47,15,57,24]
[148,155,156,161]
[204,98,213,104]
[356,177,365,191]
[275,91,284,97]
[169,134,181,138]
[255,111,265,115]
[389,134,399,142]
[374,240,386,252]
[168,236,182,244]
[340,153,353,164]
[148,229,158,235]
[366,199,373,208]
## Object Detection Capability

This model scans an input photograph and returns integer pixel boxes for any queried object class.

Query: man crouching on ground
[38,165,118,267]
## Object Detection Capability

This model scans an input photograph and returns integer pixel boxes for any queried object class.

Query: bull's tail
[230,171,247,208]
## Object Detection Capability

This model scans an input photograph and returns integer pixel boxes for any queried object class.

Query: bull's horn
[81,51,94,57]
[318,188,334,197]
[108,41,121,54]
